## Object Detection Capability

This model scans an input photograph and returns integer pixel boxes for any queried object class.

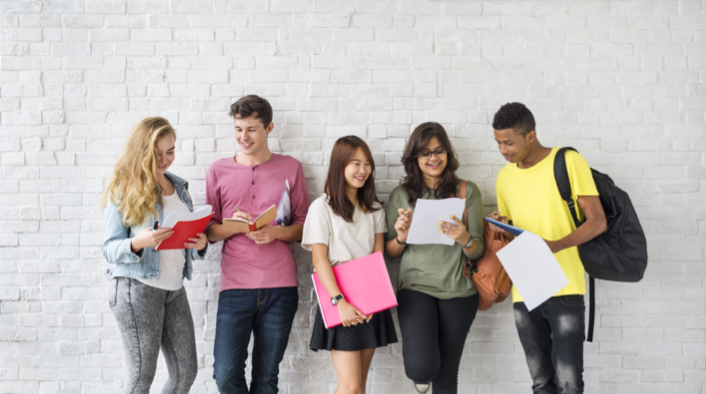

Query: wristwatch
[464,236,475,249]
[331,293,345,306]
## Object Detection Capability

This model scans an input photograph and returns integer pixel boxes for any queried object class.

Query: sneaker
[413,381,430,393]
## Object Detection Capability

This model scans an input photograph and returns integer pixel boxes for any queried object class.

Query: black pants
[397,289,479,394]
[514,295,585,394]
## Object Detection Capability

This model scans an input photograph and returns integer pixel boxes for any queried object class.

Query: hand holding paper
[406,198,465,246]
[494,229,569,311]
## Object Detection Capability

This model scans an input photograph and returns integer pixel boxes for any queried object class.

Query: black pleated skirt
[309,307,398,352]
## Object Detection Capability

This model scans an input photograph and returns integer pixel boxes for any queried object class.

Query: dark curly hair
[492,102,535,136]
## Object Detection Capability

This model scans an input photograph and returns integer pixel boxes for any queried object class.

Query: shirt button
[252,168,255,171]
[252,181,255,185]
[252,195,256,199]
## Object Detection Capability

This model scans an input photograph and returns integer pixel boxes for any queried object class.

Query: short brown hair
[324,136,380,223]
[229,95,273,127]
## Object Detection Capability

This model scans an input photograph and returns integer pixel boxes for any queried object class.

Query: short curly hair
[492,102,535,136]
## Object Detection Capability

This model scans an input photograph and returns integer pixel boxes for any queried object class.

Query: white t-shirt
[138,192,190,291]
[302,195,387,266]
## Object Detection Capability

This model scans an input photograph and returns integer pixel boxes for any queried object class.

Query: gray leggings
[109,277,198,394]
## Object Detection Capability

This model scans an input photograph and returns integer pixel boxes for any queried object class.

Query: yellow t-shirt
[496,147,599,302]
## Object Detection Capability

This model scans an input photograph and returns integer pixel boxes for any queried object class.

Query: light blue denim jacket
[102,172,206,281]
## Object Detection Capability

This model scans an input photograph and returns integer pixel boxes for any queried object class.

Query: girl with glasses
[385,122,485,394]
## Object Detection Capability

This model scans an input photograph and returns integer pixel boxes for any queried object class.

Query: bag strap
[460,181,467,225]
[459,181,475,278]
[587,276,595,342]
[553,147,581,228]
[553,147,595,343]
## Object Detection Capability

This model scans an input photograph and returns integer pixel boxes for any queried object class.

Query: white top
[138,192,190,291]
[302,195,387,266]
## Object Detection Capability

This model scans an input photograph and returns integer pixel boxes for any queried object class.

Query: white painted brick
[0,3,704,393]
[130,28,172,42]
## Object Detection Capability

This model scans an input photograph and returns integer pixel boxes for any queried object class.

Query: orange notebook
[223,204,277,233]
[155,205,213,251]
[312,251,398,329]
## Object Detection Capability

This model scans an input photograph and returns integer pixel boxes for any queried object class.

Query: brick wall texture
[1,0,705,393]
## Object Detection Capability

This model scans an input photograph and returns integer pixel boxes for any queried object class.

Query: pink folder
[312,251,398,329]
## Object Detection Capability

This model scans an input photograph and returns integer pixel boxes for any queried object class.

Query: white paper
[161,205,213,228]
[276,179,292,226]
[495,231,569,311]
[406,198,465,246]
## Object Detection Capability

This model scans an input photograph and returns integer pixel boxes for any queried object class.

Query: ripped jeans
[514,295,585,394]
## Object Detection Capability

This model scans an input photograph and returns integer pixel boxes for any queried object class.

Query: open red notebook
[156,205,213,251]
[312,251,397,329]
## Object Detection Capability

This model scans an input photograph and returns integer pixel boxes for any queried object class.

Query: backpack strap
[553,147,596,343]
[459,181,474,278]
[553,147,581,228]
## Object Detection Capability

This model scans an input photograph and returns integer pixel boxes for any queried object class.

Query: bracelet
[463,236,474,249]
[395,237,406,245]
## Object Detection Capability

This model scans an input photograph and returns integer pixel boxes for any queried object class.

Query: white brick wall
[1,0,705,393]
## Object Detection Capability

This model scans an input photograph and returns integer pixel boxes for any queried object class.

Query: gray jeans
[109,277,198,394]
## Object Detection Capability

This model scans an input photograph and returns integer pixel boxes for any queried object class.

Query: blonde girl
[101,117,207,394]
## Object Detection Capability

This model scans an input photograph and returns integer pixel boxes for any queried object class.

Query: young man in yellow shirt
[490,103,607,394]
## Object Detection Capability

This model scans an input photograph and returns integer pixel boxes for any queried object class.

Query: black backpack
[554,147,648,341]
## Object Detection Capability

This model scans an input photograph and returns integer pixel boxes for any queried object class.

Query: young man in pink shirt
[206,95,310,394]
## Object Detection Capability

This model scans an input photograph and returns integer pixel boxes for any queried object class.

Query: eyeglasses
[417,148,447,160]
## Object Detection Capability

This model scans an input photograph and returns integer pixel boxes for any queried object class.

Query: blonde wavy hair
[101,117,177,227]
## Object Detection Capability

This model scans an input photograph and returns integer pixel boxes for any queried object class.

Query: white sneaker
[413,382,430,393]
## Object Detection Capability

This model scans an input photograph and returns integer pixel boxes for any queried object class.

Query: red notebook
[312,251,398,329]
[156,205,214,251]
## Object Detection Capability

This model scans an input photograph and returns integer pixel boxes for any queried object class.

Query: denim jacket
[102,172,207,281]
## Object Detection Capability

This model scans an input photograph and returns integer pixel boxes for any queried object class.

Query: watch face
[331,298,337,306]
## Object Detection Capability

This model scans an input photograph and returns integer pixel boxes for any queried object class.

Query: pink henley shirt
[206,154,310,292]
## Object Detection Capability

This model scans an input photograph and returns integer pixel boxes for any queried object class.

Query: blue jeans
[213,287,299,394]
[514,295,585,394]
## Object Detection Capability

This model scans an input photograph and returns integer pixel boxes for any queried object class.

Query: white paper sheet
[161,205,213,228]
[406,198,465,246]
[495,231,569,311]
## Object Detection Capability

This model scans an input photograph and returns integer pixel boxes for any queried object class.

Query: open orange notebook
[312,251,398,329]
[223,204,277,233]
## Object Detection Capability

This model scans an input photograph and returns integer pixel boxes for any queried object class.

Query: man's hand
[232,211,252,222]
[488,210,509,233]
[247,225,280,245]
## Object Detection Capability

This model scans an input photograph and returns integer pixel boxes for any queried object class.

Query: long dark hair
[401,122,460,203]
[324,136,381,223]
